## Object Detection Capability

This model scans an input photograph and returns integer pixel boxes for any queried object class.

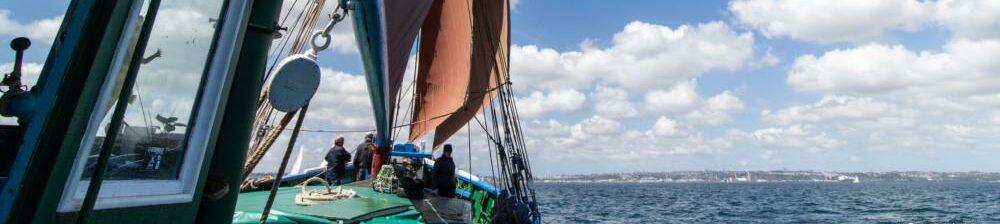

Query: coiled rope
[294,177,358,206]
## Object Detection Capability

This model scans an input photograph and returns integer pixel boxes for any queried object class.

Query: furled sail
[409,0,510,149]
[352,0,433,146]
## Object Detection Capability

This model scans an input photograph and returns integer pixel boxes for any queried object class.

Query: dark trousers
[325,167,343,185]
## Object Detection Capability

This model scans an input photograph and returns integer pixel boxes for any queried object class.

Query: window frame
[57,0,249,212]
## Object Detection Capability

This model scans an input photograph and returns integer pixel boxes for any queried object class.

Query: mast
[351,0,433,147]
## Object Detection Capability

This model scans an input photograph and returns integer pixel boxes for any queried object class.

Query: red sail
[410,0,509,149]
[408,0,475,143]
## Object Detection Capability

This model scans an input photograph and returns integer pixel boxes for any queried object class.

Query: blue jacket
[325,146,351,173]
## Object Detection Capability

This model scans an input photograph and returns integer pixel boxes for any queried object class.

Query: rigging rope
[259,104,310,224]
[294,177,357,206]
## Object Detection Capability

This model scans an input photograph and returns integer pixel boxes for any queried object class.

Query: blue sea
[533,182,1000,223]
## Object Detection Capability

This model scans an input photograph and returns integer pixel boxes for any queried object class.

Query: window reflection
[83,0,225,180]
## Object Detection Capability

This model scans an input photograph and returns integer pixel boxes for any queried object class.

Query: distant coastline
[537,171,1000,183]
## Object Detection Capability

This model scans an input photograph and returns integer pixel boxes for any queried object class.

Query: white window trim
[57,0,250,212]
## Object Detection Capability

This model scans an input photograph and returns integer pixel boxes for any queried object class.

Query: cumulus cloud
[570,115,621,138]
[511,21,754,91]
[683,90,745,125]
[931,0,1000,40]
[517,89,586,118]
[644,81,745,126]
[0,10,63,44]
[763,96,906,125]
[787,40,1000,109]
[592,85,638,118]
[752,125,842,152]
[520,116,742,173]
[644,81,699,112]
[307,68,376,129]
[730,0,1000,43]
[729,0,929,43]
[649,116,679,137]
[747,0,1000,159]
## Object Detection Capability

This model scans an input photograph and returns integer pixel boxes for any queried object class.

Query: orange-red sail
[408,0,474,143]
[409,0,510,149]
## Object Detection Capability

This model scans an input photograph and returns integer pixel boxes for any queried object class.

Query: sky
[1,0,999,176]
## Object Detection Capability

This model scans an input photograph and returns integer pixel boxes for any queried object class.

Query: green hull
[235,167,501,223]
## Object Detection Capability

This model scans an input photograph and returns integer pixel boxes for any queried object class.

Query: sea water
[534,182,1000,223]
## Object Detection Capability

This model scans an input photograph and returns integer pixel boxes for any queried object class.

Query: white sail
[290,147,305,174]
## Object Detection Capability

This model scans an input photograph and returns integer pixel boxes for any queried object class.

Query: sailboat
[236,0,541,223]
[0,0,538,223]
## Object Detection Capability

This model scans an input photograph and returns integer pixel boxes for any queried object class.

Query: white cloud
[511,21,754,91]
[931,0,1000,40]
[759,48,781,67]
[704,90,745,111]
[593,85,638,118]
[644,81,699,112]
[730,0,1000,43]
[991,112,1000,125]
[649,116,679,137]
[729,0,930,43]
[644,82,744,126]
[683,90,745,125]
[787,40,1000,108]
[763,95,901,125]
[517,89,586,118]
[520,116,741,173]
[752,125,842,152]
[570,115,621,138]
[0,10,63,44]
[943,124,972,138]
[308,68,376,129]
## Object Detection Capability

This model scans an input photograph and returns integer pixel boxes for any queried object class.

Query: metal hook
[309,1,350,53]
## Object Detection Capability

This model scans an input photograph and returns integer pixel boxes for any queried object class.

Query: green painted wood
[29,0,137,222]
[233,210,327,224]
[55,202,197,223]
[456,177,497,224]
[236,185,413,221]
[195,0,282,222]
[362,209,424,224]
[0,0,129,222]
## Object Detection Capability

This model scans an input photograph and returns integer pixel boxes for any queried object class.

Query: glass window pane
[83,0,226,181]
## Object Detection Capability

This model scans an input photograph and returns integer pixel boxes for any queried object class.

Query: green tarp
[234,185,421,223]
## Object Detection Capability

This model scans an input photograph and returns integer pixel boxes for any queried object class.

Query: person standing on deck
[353,133,374,181]
[432,144,457,198]
[369,134,390,181]
[324,136,351,185]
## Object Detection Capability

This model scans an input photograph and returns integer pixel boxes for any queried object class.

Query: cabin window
[58,0,247,212]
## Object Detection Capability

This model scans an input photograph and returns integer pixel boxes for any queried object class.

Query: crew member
[432,144,457,198]
[353,133,374,181]
[369,134,390,181]
[324,136,351,185]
